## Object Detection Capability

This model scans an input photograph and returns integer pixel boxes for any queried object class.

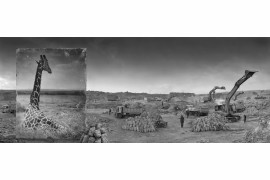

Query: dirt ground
[84,90,270,143]
[0,90,16,142]
[85,109,264,143]
[0,112,16,141]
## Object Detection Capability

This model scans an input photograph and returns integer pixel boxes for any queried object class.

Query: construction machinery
[203,86,226,103]
[115,105,143,118]
[254,94,267,99]
[186,105,209,117]
[234,91,244,101]
[224,70,257,122]
[214,99,246,113]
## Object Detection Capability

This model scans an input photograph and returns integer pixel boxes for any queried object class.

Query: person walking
[243,114,246,123]
[180,113,185,128]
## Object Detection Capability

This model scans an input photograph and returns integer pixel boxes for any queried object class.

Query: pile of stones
[80,123,108,143]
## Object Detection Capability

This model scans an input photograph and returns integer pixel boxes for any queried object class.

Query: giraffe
[22,55,68,137]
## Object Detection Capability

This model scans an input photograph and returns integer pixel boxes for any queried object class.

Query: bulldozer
[203,86,226,103]
[224,70,257,122]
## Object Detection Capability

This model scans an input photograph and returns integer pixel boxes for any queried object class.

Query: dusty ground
[16,94,86,141]
[0,112,16,142]
[0,90,16,142]
[86,110,262,143]
[85,90,270,143]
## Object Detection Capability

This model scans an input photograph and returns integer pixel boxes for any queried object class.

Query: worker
[243,114,246,123]
[186,110,189,118]
[180,113,185,128]
[108,108,111,115]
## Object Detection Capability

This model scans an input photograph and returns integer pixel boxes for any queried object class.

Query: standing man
[108,108,111,115]
[243,114,246,123]
[180,112,185,128]
[186,110,189,118]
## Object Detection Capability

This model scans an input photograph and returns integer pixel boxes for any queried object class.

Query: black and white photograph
[16,48,86,142]
[86,38,270,143]
[1,1,270,179]
[0,38,269,143]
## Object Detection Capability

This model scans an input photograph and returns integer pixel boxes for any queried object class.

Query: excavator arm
[233,91,244,101]
[225,70,257,116]
[205,86,226,102]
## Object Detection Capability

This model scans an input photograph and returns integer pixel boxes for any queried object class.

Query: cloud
[1,38,270,93]
[0,76,15,89]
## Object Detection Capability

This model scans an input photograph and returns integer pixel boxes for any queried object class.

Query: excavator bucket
[245,70,258,78]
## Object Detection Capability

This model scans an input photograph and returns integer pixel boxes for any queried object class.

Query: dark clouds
[87,38,270,93]
[0,38,269,93]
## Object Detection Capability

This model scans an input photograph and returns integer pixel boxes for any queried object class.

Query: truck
[115,106,143,118]
[254,95,267,99]
[186,105,209,117]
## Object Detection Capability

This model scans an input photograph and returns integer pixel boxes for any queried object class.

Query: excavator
[234,91,244,101]
[224,70,257,122]
[203,86,226,103]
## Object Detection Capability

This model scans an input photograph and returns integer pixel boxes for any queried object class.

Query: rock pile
[191,112,229,132]
[122,111,167,133]
[80,123,108,143]
[244,116,270,143]
[122,116,156,133]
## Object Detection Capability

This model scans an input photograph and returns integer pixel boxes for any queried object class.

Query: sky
[16,48,86,90]
[0,37,269,93]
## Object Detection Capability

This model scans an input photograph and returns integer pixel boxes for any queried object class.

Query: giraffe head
[37,55,52,74]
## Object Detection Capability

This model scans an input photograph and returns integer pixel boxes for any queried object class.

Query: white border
[0,0,270,37]
[1,1,270,180]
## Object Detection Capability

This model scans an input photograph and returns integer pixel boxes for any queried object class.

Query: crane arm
[234,91,244,101]
[225,70,257,115]
[208,86,226,101]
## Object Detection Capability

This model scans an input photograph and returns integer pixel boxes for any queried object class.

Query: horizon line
[85,88,270,95]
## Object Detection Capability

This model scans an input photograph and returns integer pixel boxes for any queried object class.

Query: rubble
[244,115,270,143]
[80,123,109,143]
[191,112,229,132]
[122,111,167,133]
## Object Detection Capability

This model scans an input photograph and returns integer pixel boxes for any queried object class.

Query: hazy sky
[0,38,269,93]
[16,48,86,90]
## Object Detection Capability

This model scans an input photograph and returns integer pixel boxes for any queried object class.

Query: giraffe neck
[30,63,43,108]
